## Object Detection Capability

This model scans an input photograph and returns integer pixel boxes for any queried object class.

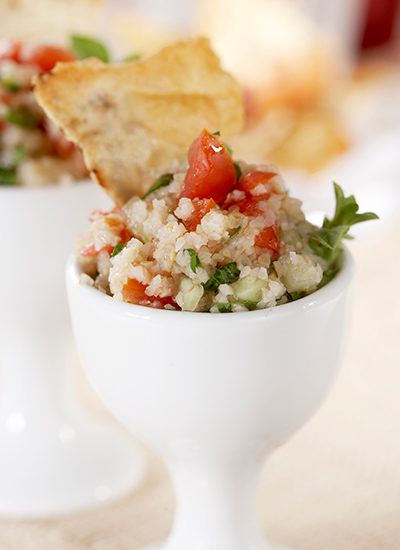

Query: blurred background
[1,0,400,227]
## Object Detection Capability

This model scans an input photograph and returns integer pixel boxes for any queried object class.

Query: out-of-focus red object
[361,0,399,48]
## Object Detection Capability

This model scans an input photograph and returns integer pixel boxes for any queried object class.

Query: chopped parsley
[70,35,110,62]
[215,302,232,313]
[142,173,174,199]
[123,53,141,62]
[3,107,39,128]
[221,226,241,244]
[13,144,25,165]
[184,249,203,273]
[224,143,233,156]
[110,243,127,258]
[212,130,233,156]
[0,166,17,186]
[213,300,258,313]
[233,162,242,180]
[289,291,306,301]
[203,262,240,292]
[0,78,21,92]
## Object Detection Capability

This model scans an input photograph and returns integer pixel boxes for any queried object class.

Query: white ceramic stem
[165,446,268,550]
[0,182,144,518]
[67,249,354,548]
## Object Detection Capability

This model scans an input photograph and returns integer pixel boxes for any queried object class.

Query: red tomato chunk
[181,198,217,232]
[179,129,237,203]
[122,279,176,309]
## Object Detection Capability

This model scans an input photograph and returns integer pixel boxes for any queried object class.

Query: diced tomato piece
[0,91,13,106]
[254,222,280,253]
[179,129,237,203]
[122,278,176,309]
[223,193,280,253]
[181,198,217,232]
[120,227,133,243]
[237,196,267,217]
[80,243,115,257]
[25,45,75,72]
[0,40,22,63]
[237,170,276,193]
[122,279,148,304]
[50,135,75,159]
[112,205,124,216]
[89,209,112,222]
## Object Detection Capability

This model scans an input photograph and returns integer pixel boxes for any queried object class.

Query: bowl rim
[66,247,354,323]
[0,177,93,195]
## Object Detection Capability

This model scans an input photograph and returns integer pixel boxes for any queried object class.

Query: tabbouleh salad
[0,36,116,187]
[76,129,377,312]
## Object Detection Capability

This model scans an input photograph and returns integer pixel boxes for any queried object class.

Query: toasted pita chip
[32,37,244,205]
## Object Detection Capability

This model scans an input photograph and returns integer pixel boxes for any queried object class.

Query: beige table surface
[0,216,398,550]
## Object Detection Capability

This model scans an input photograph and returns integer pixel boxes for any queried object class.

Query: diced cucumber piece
[231,277,267,303]
[178,276,204,312]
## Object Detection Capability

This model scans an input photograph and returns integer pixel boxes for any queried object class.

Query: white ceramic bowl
[67,248,354,550]
[0,181,144,518]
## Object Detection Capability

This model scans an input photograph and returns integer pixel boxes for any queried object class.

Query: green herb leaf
[0,78,21,92]
[214,302,232,313]
[13,144,26,165]
[308,182,378,284]
[326,183,379,228]
[213,300,258,313]
[123,53,141,62]
[212,130,234,156]
[184,249,203,273]
[233,162,242,181]
[203,262,240,292]
[0,166,17,186]
[224,142,233,156]
[110,243,127,258]
[142,173,174,199]
[70,35,110,62]
[3,107,39,128]
[221,226,241,245]
[289,291,306,301]
[238,300,258,310]
[308,225,349,252]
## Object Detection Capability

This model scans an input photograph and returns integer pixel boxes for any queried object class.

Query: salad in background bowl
[0,35,122,187]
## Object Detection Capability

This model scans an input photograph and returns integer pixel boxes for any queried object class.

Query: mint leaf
[142,173,174,199]
[203,262,240,292]
[221,226,241,244]
[110,243,127,258]
[70,35,110,62]
[0,166,17,186]
[184,249,203,273]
